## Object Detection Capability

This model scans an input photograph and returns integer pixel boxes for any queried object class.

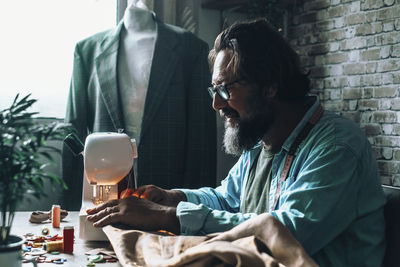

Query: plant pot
[0,235,37,267]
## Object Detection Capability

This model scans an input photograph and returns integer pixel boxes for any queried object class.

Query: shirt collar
[281,95,320,153]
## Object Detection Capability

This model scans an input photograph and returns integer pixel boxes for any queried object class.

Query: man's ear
[263,85,278,99]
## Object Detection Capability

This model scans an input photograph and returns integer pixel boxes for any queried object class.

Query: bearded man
[87,19,386,266]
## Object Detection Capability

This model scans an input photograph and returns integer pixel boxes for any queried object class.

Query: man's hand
[86,196,181,234]
[132,185,187,207]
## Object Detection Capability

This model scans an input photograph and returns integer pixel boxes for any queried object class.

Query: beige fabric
[103,214,317,267]
[103,227,280,267]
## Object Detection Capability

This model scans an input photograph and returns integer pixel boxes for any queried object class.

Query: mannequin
[118,0,157,143]
[128,0,148,10]
[62,0,217,210]
[118,0,157,184]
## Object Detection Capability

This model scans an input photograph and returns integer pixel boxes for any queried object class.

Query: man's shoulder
[319,110,365,137]
[310,110,370,157]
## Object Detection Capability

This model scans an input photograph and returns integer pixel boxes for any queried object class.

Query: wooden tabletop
[11,212,121,266]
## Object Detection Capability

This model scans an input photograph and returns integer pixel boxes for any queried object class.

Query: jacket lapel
[140,19,180,138]
[95,21,125,131]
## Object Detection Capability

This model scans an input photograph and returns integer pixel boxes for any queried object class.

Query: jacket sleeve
[183,36,217,188]
[61,43,89,210]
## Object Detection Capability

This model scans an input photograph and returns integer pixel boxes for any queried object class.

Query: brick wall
[288,0,400,185]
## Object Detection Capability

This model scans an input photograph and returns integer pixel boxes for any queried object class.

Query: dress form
[63,0,217,210]
[118,0,157,143]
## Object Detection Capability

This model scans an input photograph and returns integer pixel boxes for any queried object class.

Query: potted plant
[0,94,68,266]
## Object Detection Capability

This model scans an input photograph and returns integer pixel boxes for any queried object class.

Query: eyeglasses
[207,79,242,101]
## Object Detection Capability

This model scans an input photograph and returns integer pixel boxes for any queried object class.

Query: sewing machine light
[84,132,134,185]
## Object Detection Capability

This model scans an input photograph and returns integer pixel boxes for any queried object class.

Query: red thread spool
[63,226,74,253]
[52,205,60,228]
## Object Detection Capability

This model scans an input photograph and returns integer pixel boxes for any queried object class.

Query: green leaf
[15,93,31,105]
[11,93,21,107]
[11,101,36,115]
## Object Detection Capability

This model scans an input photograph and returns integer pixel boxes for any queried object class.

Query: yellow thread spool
[44,240,64,252]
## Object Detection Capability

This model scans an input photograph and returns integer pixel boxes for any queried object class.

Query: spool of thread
[44,240,63,252]
[52,205,60,228]
[63,226,74,253]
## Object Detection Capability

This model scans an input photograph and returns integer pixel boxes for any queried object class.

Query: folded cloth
[206,214,318,267]
[103,214,317,267]
[103,227,277,267]
[29,209,69,223]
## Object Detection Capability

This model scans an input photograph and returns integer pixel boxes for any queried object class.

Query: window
[0,0,117,118]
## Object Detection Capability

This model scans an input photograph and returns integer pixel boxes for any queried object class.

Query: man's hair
[209,18,310,102]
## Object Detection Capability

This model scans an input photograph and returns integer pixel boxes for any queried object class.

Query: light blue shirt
[177,96,386,266]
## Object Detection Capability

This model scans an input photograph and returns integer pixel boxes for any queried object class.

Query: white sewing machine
[65,132,137,241]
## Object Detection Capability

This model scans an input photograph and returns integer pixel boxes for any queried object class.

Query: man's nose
[212,93,227,111]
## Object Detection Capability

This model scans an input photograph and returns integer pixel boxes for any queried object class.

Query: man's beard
[222,101,274,156]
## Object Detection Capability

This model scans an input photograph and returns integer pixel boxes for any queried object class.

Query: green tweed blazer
[62,17,216,210]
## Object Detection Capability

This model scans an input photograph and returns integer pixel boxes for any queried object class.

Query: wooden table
[11,212,121,266]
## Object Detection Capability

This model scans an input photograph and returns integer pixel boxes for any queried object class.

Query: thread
[63,226,74,253]
[44,240,63,252]
[52,205,60,228]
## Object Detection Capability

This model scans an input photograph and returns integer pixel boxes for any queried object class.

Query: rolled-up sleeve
[177,201,257,235]
[175,152,258,235]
